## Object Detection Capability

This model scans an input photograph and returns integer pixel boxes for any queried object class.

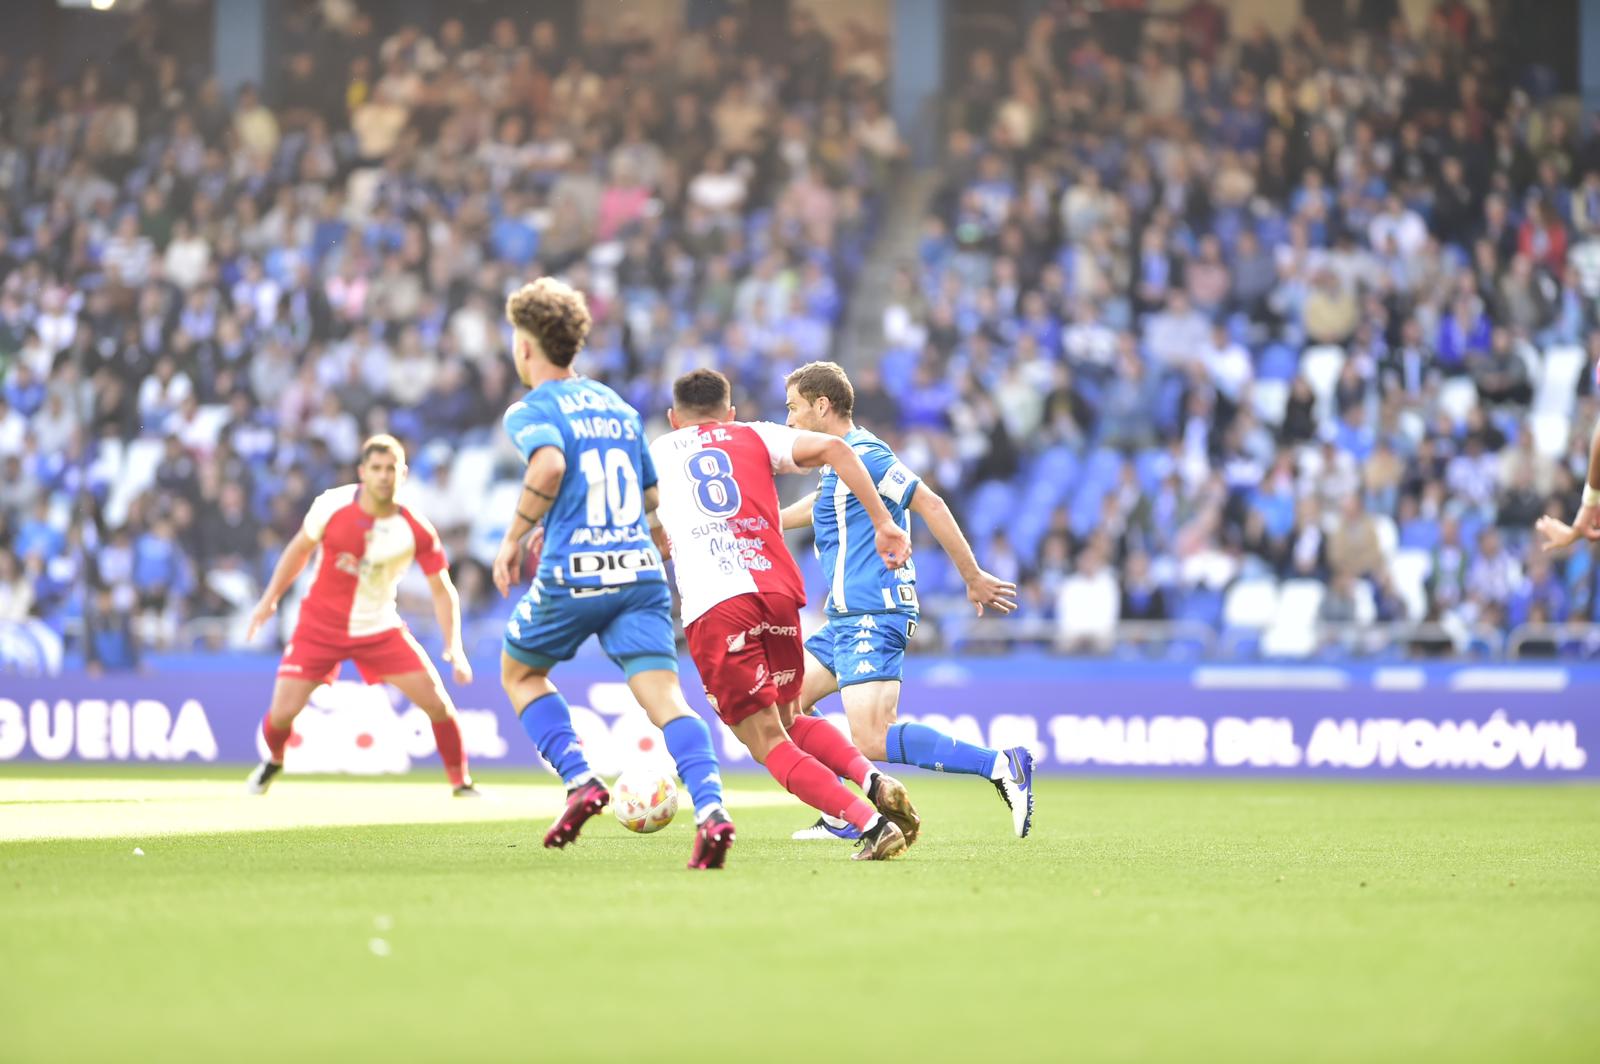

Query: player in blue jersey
[779,361,1035,839]
[492,278,734,870]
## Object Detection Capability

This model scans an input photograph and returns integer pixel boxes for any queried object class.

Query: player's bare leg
[796,649,839,715]
[626,668,734,869]
[731,704,906,861]
[837,679,899,760]
[386,668,476,796]
[502,651,608,848]
[245,676,320,794]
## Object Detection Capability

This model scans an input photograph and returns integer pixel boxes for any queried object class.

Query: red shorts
[684,593,804,726]
[277,624,432,686]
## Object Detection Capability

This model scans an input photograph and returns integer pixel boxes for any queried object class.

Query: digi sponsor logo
[747,622,799,638]
[569,548,659,577]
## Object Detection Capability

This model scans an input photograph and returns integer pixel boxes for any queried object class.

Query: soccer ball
[612,770,678,833]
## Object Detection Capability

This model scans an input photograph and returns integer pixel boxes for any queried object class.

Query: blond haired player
[243,435,477,796]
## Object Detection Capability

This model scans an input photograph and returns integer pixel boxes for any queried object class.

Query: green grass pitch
[2,768,1597,1062]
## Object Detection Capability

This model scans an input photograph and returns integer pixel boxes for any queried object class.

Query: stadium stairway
[839,169,942,372]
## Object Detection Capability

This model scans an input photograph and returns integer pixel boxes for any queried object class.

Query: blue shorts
[803,613,917,688]
[503,581,677,678]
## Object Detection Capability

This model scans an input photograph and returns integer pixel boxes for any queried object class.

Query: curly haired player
[493,278,734,870]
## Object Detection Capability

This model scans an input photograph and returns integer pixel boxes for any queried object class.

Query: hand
[246,598,277,642]
[493,536,523,598]
[875,522,913,570]
[442,644,473,686]
[966,569,1019,617]
[1536,506,1600,554]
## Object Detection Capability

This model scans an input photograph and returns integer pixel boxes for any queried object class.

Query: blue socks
[519,692,593,787]
[886,721,999,777]
[662,715,724,819]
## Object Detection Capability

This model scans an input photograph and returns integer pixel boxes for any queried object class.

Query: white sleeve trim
[750,421,804,474]
[301,487,349,542]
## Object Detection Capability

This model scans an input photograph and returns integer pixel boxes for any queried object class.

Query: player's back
[502,378,664,592]
[650,420,806,625]
[813,426,920,617]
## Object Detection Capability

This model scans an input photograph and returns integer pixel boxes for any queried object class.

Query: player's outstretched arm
[909,487,1018,616]
[494,447,566,597]
[791,434,912,569]
[780,490,818,530]
[1537,416,1600,554]
[426,569,473,685]
[247,530,319,641]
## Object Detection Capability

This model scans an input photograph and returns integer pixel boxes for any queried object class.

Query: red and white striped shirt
[649,421,806,625]
[296,485,448,640]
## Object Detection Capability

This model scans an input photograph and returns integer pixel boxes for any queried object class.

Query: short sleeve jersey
[502,377,665,591]
[649,420,807,625]
[811,426,921,617]
[297,485,448,640]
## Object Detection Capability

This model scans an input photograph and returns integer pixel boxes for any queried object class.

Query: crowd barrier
[1,654,1594,779]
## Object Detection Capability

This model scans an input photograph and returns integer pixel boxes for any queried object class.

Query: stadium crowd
[0,2,895,665]
[0,0,1597,664]
[872,0,1600,657]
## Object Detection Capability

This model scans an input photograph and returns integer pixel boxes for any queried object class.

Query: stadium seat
[1256,342,1299,381]
[1437,377,1479,427]
[1534,344,1586,417]
[449,446,496,513]
[1261,578,1324,658]
[1299,345,1345,420]
[1251,378,1290,426]
[1222,577,1280,630]
[1531,410,1571,459]
[1174,587,1225,628]
[1390,549,1433,621]
[1373,513,1398,562]
[966,480,1018,544]
[105,439,166,529]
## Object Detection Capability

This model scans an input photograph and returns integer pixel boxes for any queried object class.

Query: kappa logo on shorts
[727,631,747,652]
[854,660,876,676]
[856,616,877,630]
[854,640,874,654]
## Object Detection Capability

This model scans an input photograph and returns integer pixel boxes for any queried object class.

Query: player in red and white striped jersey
[242,435,478,796]
[649,369,921,860]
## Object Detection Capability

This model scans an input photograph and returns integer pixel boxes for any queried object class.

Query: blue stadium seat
[1256,343,1299,381]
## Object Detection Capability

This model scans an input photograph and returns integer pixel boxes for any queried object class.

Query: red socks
[264,713,468,787]
[787,715,874,790]
[431,718,469,789]
[765,740,876,831]
[261,715,292,763]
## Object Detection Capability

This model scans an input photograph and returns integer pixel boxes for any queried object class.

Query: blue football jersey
[811,426,921,617]
[502,377,665,591]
